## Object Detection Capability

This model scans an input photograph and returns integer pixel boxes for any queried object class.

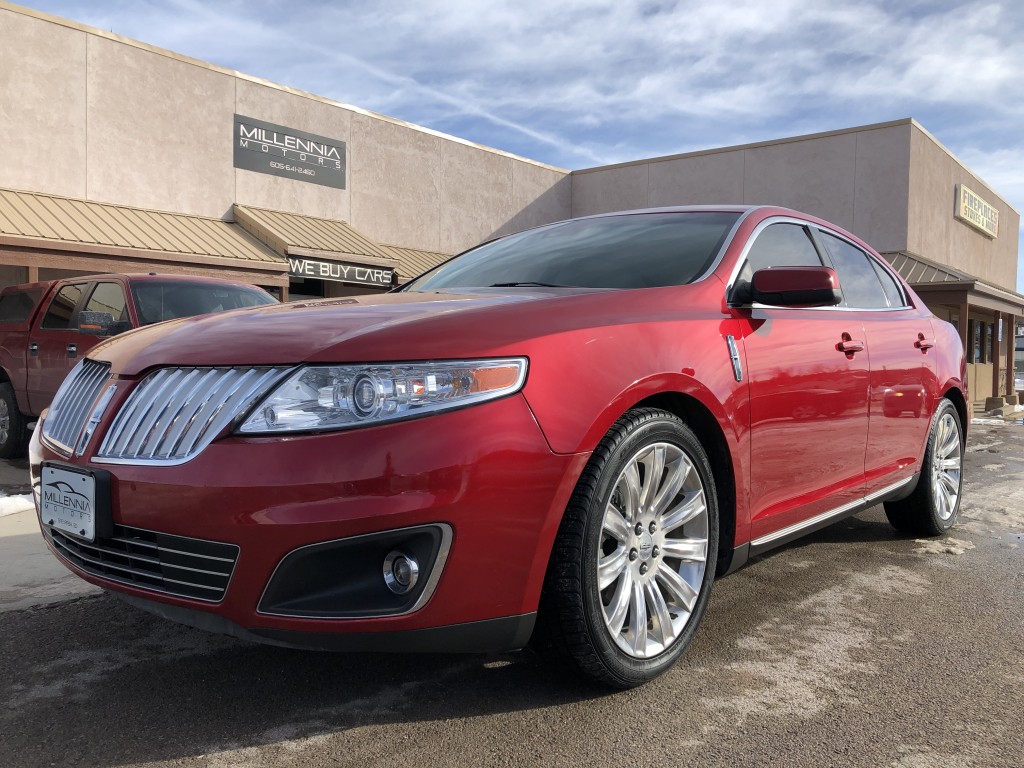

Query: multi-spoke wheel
[884,399,964,536]
[0,382,26,459]
[538,408,718,688]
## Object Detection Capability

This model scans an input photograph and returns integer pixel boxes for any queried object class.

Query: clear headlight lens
[237,358,528,434]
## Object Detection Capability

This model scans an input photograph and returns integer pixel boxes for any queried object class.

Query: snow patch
[913,537,975,556]
[0,493,33,517]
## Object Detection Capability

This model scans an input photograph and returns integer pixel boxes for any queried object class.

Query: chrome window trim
[815,227,911,309]
[749,476,914,549]
[725,216,915,313]
[256,523,454,620]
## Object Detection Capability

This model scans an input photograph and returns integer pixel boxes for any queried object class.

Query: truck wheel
[0,383,27,459]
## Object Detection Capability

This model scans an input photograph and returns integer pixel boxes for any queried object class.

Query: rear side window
[869,259,908,308]
[737,223,822,285]
[0,289,43,323]
[84,282,129,321]
[819,233,889,309]
[40,284,86,329]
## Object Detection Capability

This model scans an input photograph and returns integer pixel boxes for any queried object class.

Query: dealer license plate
[40,464,97,542]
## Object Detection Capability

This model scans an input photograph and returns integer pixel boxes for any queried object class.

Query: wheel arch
[631,391,737,577]
[940,383,968,438]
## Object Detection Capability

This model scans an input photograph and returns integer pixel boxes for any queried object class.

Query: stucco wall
[907,124,1020,290]
[571,122,913,256]
[0,5,570,256]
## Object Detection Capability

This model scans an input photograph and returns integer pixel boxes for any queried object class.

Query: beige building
[0,2,1020,404]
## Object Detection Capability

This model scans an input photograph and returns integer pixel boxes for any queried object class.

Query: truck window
[84,282,129,322]
[131,281,274,325]
[40,283,86,329]
[0,288,43,323]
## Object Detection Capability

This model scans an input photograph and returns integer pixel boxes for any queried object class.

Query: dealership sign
[233,115,346,189]
[288,256,393,287]
[955,184,999,238]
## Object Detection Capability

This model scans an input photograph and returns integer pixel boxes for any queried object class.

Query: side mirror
[78,310,131,336]
[750,266,842,307]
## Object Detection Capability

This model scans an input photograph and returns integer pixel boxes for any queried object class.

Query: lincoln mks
[31,206,967,688]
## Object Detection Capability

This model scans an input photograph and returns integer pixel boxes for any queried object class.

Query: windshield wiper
[488,281,571,288]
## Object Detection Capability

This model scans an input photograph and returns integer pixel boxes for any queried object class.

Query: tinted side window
[819,233,888,309]
[869,259,907,308]
[0,289,43,323]
[84,282,129,321]
[738,223,821,284]
[40,284,86,329]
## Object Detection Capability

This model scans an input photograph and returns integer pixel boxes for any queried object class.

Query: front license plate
[40,464,97,542]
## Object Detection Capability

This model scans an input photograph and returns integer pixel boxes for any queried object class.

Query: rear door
[730,220,870,541]
[27,281,92,413]
[815,230,936,495]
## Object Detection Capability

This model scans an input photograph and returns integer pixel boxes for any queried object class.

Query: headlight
[237,358,528,434]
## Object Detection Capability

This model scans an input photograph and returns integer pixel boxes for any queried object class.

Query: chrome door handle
[29,342,39,356]
[836,333,864,354]
[66,343,77,358]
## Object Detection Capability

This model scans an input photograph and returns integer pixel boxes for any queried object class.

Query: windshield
[131,281,275,325]
[404,211,740,291]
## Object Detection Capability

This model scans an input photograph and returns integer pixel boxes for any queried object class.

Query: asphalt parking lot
[1,421,1022,768]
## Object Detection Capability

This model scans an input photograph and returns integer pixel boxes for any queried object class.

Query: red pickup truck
[0,273,275,456]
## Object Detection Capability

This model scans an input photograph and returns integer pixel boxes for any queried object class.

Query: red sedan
[30,206,967,688]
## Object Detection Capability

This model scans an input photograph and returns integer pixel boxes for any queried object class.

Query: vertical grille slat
[98,366,288,464]
[41,360,113,455]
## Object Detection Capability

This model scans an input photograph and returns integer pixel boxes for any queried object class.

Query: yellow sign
[955,184,999,238]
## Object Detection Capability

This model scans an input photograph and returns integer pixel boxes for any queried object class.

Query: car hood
[91,287,622,375]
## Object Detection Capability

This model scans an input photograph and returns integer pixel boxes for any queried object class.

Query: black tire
[884,399,964,536]
[536,408,719,689]
[0,382,27,459]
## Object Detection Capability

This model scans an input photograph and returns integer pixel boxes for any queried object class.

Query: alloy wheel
[931,411,962,521]
[597,442,709,659]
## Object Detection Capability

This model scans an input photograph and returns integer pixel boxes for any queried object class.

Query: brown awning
[233,205,398,269]
[882,251,1024,316]
[0,187,287,281]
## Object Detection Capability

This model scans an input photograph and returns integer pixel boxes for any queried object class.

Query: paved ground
[1,421,1021,768]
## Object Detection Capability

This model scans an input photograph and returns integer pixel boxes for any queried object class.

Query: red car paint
[30,206,967,649]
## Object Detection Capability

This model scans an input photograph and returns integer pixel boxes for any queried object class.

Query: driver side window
[739,223,822,284]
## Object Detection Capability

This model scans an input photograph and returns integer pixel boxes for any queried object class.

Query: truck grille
[97,367,288,465]
[44,524,239,602]
[41,359,113,456]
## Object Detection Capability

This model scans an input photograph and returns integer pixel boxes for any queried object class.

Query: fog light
[383,550,420,595]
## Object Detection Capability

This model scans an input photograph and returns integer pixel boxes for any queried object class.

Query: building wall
[907,124,1020,290]
[0,5,571,256]
[571,121,913,255]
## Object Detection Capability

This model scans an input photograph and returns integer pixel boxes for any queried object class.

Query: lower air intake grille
[45,524,238,602]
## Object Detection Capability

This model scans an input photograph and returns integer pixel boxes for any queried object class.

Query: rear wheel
[0,382,27,459]
[537,408,719,688]
[884,399,964,536]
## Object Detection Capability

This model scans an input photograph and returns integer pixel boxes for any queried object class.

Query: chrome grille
[44,523,238,602]
[97,367,288,464]
[41,359,113,456]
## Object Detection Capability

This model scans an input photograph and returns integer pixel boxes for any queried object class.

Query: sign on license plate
[40,464,97,542]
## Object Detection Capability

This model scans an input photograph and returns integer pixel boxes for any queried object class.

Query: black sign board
[233,115,346,189]
[288,256,393,288]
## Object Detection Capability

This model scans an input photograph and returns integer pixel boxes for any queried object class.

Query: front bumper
[31,394,588,651]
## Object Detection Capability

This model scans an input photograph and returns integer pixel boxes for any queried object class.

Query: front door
[27,281,91,414]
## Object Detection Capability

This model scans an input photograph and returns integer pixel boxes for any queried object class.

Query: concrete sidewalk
[0,459,101,613]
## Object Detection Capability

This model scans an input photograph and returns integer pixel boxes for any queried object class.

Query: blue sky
[21,0,1024,292]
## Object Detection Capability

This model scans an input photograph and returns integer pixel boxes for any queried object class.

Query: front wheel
[884,399,964,536]
[537,408,719,689]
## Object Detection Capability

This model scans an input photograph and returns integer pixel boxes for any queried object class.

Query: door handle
[29,342,38,356]
[66,343,77,358]
[836,333,864,355]
[915,333,935,352]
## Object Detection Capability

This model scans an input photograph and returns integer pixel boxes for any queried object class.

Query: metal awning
[0,187,287,281]
[882,251,1024,316]
[233,205,398,269]
[380,244,452,281]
